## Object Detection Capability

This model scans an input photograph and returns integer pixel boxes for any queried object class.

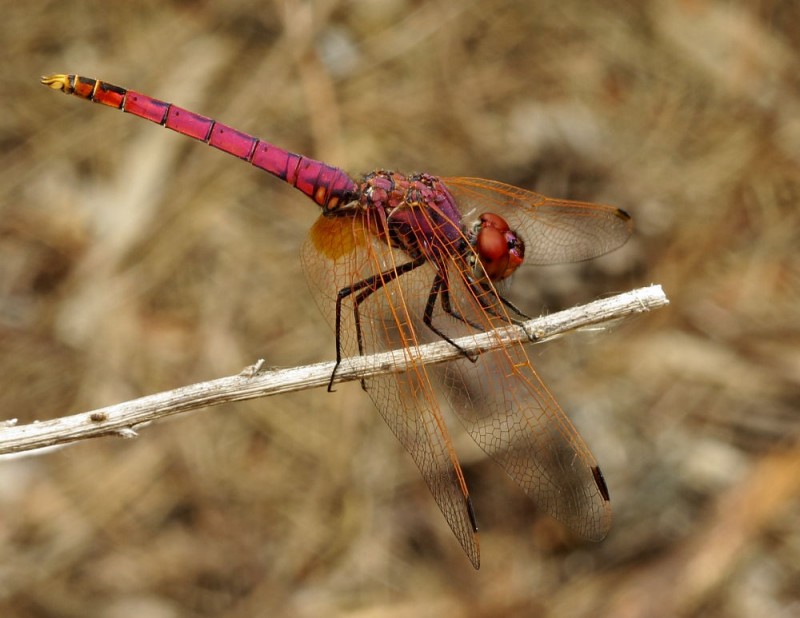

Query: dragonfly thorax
[467,212,525,283]
[358,171,465,261]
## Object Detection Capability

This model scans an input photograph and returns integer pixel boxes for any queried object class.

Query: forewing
[301,214,481,567]
[443,177,632,264]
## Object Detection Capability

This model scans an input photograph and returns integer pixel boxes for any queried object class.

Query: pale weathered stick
[0,285,668,456]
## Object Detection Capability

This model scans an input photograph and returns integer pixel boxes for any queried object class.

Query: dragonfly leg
[494,293,542,341]
[332,277,374,392]
[434,270,529,336]
[491,289,540,340]
[494,290,531,321]
[330,257,427,392]
[422,271,479,363]
[466,279,532,327]
[438,288,484,332]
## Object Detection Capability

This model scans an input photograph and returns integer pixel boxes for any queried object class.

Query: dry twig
[0,285,667,456]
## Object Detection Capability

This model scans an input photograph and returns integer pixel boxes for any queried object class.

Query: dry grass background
[1,0,799,616]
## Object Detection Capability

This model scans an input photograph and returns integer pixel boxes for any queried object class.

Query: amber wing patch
[308,214,366,260]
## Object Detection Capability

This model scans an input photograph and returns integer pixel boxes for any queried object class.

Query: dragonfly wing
[437,333,612,540]
[430,258,612,540]
[364,370,481,568]
[430,176,622,537]
[301,214,481,567]
[443,177,633,264]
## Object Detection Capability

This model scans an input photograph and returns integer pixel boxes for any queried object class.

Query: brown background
[1,1,798,616]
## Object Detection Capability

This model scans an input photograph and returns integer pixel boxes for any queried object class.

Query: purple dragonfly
[42,73,632,568]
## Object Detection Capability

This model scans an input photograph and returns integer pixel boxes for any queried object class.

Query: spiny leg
[438,285,484,332]
[421,270,480,363]
[465,277,531,327]
[329,257,427,391]
[488,283,531,320]
[468,280,544,342]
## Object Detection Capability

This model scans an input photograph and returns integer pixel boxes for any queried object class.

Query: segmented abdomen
[41,74,357,211]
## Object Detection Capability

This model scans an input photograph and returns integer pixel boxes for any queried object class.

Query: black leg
[438,285,484,332]
[421,270,479,362]
[328,253,533,392]
[493,288,531,320]
[463,278,531,326]
[467,281,541,341]
[329,257,426,391]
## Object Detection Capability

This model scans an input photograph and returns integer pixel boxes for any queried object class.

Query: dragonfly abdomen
[41,74,358,211]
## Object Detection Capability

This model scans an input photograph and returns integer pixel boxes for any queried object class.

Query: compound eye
[475,226,511,281]
[479,212,510,232]
[471,212,524,282]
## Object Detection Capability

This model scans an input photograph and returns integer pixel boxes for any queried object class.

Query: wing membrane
[430,253,612,540]
[444,177,632,264]
[301,179,617,567]
[302,214,481,567]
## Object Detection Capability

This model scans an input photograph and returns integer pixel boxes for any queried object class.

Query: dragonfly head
[469,212,525,283]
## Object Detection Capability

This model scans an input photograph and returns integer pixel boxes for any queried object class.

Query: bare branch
[0,285,668,456]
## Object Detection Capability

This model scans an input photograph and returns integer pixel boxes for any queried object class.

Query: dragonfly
[42,73,632,569]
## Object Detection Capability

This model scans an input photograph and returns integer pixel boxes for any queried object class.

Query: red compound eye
[473,213,525,282]
[475,226,511,280]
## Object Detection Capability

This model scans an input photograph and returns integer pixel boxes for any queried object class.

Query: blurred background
[1,0,798,616]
